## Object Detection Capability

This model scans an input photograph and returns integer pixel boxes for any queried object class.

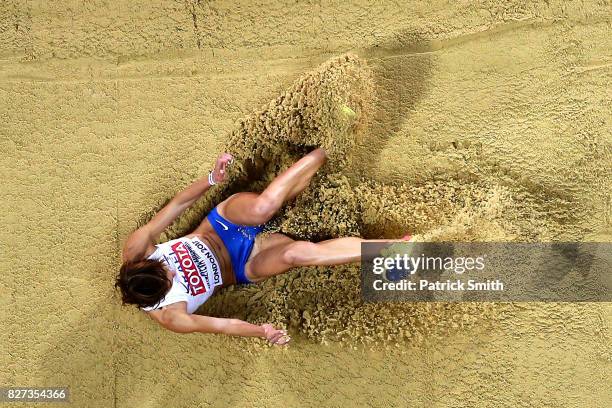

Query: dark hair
[115,259,171,309]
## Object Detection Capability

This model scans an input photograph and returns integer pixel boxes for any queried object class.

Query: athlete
[116,148,406,346]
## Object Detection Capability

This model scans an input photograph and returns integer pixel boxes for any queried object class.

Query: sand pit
[2,1,610,407]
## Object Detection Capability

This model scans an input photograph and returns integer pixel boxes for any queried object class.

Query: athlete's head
[115,259,174,308]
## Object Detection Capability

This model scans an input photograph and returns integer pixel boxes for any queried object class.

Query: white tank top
[140,236,223,314]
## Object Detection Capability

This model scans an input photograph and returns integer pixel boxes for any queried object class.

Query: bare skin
[122,148,408,346]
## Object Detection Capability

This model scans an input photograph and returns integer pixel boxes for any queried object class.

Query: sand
[2,1,611,407]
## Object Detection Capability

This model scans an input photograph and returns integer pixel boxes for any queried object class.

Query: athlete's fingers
[219,153,232,165]
[217,154,233,178]
[265,331,278,343]
[271,330,288,344]
[268,331,284,344]
[275,337,290,346]
[216,154,229,167]
[278,333,291,345]
[277,335,291,345]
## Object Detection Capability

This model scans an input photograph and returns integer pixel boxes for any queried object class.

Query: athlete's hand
[261,324,291,346]
[211,153,233,184]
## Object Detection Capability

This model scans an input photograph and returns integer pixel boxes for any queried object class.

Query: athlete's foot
[309,147,328,162]
[376,234,413,243]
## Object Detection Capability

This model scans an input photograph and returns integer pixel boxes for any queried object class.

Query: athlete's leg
[217,148,327,226]
[245,234,406,282]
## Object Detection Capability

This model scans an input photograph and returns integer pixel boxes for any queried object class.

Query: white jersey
[140,236,223,314]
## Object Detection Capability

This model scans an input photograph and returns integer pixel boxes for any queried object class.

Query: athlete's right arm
[154,309,290,345]
[122,153,234,262]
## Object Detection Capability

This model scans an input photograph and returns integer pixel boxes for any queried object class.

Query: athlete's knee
[282,241,318,266]
[250,195,278,224]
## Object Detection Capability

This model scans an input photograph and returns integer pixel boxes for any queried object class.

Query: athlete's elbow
[165,324,194,334]
[162,314,197,334]
[162,314,232,335]
[164,324,194,334]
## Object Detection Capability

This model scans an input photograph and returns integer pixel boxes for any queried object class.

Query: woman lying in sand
[116,148,406,346]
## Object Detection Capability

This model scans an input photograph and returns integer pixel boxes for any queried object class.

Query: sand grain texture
[2,1,611,407]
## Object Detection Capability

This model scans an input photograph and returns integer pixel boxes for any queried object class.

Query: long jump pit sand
[1,1,611,407]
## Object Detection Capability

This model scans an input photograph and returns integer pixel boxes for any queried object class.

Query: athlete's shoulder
[147,235,196,258]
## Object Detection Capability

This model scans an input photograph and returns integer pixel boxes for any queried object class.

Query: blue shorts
[207,206,264,284]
